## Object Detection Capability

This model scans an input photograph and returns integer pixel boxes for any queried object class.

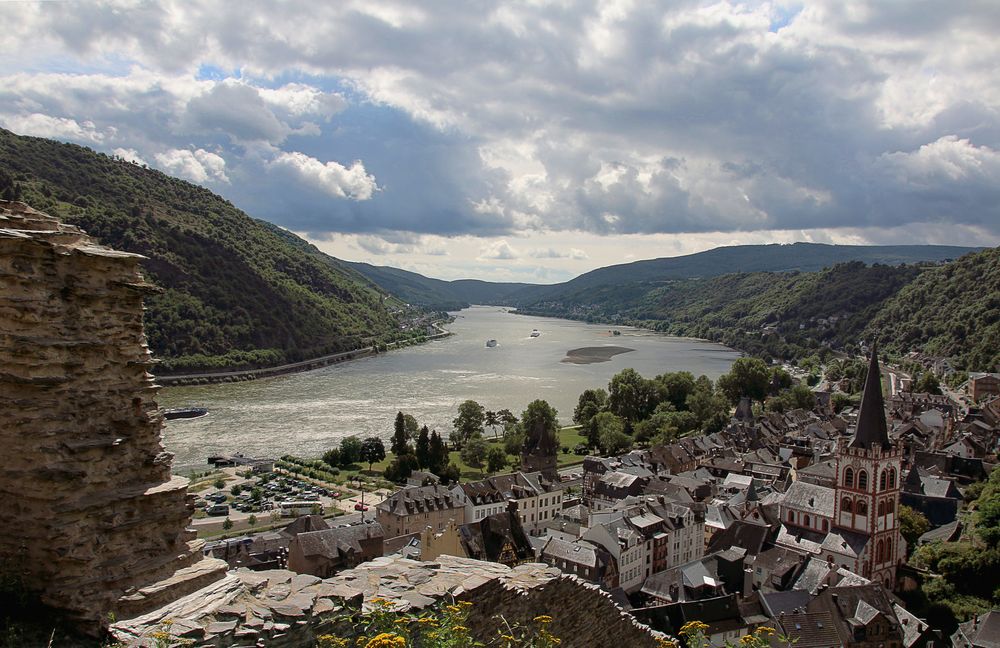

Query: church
[777,346,905,588]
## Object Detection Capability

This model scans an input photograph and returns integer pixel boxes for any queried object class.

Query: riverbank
[157,327,452,386]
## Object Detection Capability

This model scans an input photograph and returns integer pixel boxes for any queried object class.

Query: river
[160,306,740,472]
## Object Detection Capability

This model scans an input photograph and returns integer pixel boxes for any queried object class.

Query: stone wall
[0,201,225,633]
[110,555,666,648]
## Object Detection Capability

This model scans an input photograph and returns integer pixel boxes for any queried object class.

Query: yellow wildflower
[363,632,406,648]
[534,615,553,624]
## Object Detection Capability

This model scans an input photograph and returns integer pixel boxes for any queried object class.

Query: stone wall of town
[0,201,224,633]
[110,555,666,648]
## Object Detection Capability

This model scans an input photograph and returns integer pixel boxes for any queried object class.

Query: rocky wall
[0,201,224,633]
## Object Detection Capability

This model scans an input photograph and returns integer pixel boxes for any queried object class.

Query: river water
[160,306,740,472]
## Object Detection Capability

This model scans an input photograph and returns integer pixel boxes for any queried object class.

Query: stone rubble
[111,554,666,647]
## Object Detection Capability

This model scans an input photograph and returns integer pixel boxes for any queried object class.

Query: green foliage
[360,437,387,471]
[898,505,931,551]
[975,465,1000,546]
[460,436,489,474]
[912,372,943,395]
[869,247,1000,371]
[452,400,485,448]
[384,454,419,483]
[392,412,412,456]
[608,368,655,426]
[573,388,608,427]
[717,357,770,404]
[592,412,630,455]
[486,446,509,474]
[520,399,559,445]
[0,128,405,373]
[340,436,363,466]
[416,426,431,470]
[428,431,448,475]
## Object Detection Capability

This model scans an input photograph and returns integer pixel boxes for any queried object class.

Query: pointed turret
[849,343,892,451]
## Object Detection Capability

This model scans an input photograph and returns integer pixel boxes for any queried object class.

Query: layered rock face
[0,201,224,632]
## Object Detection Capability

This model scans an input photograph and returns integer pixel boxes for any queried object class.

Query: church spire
[849,343,892,450]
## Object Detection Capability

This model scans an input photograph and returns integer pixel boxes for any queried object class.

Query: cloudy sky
[2,1,999,283]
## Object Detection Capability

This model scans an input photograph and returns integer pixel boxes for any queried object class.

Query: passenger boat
[530,329,540,337]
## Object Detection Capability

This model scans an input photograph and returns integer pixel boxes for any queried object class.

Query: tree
[573,388,608,427]
[497,408,518,430]
[428,430,447,473]
[913,372,943,395]
[247,514,258,528]
[975,465,1000,546]
[652,371,695,411]
[230,484,243,496]
[717,357,771,405]
[438,462,462,485]
[322,447,342,468]
[222,517,233,531]
[608,368,654,426]
[521,399,559,442]
[359,437,386,473]
[592,411,629,455]
[213,477,226,490]
[898,505,930,551]
[486,446,508,474]
[391,411,411,456]
[460,435,489,474]
[340,436,363,466]
[384,453,419,483]
[415,425,431,469]
[503,424,526,456]
[452,400,485,447]
[485,410,501,438]
[403,414,420,438]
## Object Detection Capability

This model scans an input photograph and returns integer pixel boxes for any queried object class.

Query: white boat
[530,329,540,337]
[486,339,498,347]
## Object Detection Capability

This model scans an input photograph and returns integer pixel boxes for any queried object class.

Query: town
[192,350,1000,647]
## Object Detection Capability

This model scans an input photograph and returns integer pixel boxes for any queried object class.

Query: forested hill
[0,129,405,374]
[346,261,532,310]
[867,247,1000,371]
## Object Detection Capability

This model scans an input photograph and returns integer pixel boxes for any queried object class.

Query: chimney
[743,566,754,595]
[507,499,519,517]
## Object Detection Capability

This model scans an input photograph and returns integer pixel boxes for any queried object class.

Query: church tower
[833,345,904,588]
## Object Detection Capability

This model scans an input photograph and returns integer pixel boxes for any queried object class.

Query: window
[885,538,892,562]
[803,515,811,528]
[880,470,888,492]
[876,539,884,563]
[858,470,869,490]
[844,467,855,488]
[856,500,868,515]
[841,496,853,513]
[878,500,885,516]
[887,499,894,514]
[788,510,795,523]
[888,468,896,489]
[822,519,829,532]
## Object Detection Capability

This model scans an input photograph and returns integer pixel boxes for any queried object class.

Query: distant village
[203,353,1000,648]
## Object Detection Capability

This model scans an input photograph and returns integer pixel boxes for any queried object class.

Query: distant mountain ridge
[349,242,981,309]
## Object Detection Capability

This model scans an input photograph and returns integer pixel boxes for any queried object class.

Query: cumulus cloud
[154,148,229,183]
[269,151,378,200]
[529,247,588,260]
[1,0,999,247]
[112,147,147,165]
[0,113,108,143]
[478,240,519,260]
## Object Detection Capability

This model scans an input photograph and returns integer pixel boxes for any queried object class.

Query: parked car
[354,503,369,512]
[207,504,230,516]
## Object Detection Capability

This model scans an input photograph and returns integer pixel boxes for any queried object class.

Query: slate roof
[849,346,892,451]
[781,481,836,517]
[954,609,1000,648]
[541,537,600,568]
[293,523,384,558]
[459,510,533,564]
[778,611,842,648]
[378,484,463,516]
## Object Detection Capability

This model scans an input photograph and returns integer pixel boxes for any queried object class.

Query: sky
[2,1,999,283]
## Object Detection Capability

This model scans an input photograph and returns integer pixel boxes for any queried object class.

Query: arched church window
[822,519,829,532]
[880,470,888,491]
[844,467,854,488]
[887,499,894,514]
[858,470,869,490]
[878,500,885,516]
[885,538,892,562]
[856,500,868,515]
[842,496,853,513]
[876,539,884,563]
[888,468,896,489]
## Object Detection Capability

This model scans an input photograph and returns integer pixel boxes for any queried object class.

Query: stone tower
[0,202,225,633]
[832,345,904,588]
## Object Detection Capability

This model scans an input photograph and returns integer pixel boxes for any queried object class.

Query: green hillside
[0,129,407,374]
[867,247,1000,371]
[346,261,532,310]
